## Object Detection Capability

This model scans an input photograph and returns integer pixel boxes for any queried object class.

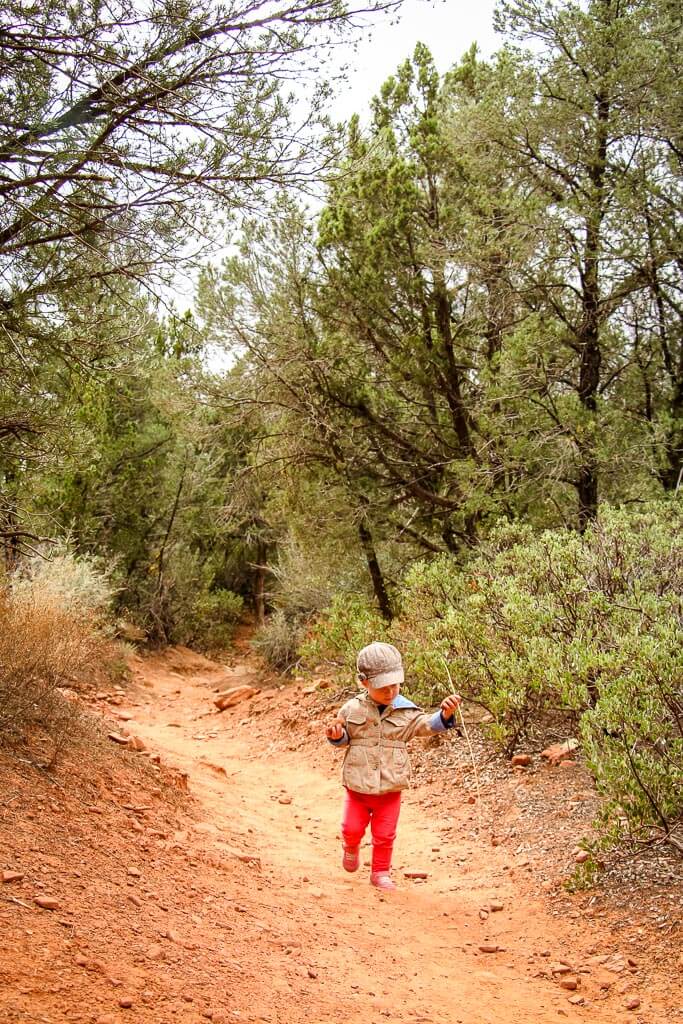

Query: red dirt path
[1,644,680,1024]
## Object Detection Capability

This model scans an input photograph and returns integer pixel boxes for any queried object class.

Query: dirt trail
[123,647,666,1024]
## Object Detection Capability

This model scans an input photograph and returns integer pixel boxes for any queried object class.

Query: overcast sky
[329,0,502,122]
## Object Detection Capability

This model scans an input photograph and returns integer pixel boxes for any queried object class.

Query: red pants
[341,788,402,873]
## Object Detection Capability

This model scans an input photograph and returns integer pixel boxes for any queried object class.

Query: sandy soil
[1,642,681,1024]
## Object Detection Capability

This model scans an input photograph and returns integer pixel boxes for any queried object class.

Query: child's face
[362,679,400,705]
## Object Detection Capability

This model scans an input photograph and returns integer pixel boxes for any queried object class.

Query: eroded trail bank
[1,646,680,1024]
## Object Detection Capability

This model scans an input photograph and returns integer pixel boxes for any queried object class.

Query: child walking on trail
[326,641,461,892]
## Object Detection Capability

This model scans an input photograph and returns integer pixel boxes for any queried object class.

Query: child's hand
[440,694,462,720]
[326,719,346,741]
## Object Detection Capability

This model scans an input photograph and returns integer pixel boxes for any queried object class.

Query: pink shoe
[342,846,360,872]
[370,872,397,891]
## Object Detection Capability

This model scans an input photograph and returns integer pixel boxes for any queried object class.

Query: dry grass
[0,588,106,761]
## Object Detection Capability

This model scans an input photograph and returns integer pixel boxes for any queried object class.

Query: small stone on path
[541,738,579,765]
[34,896,60,910]
[214,686,258,711]
[511,754,532,767]
[2,871,24,883]
[559,977,579,991]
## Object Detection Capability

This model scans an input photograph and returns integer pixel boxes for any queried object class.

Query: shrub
[397,501,683,846]
[300,594,389,672]
[13,548,117,620]
[186,588,244,651]
[0,589,105,761]
[0,549,117,761]
[251,608,306,670]
[252,537,373,671]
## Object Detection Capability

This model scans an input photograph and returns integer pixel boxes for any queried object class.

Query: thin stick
[443,659,484,832]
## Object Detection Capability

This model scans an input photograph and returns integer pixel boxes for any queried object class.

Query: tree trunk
[575,85,609,529]
[357,514,393,621]
[253,543,268,627]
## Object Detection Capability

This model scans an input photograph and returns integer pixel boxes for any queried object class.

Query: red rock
[278,795,292,805]
[596,972,615,990]
[118,997,134,1009]
[625,997,641,1011]
[128,894,142,907]
[479,944,499,953]
[489,900,504,912]
[214,685,258,711]
[127,867,141,877]
[2,870,24,883]
[511,754,532,767]
[147,944,165,960]
[34,896,60,910]
[75,954,88,967]
[567,995,584,1005]
[404,872,429,879]
[574,851,590,864]
[541,739,579,765]
[559,977,579,991]
[107,732,130,745]
[126,735,146,752]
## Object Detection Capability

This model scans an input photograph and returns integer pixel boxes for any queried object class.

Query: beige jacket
[331,692,450,795]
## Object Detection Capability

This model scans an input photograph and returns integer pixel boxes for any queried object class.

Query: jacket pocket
[343,745,371,791]
[385,745,411,789]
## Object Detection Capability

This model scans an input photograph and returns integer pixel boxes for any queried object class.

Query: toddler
[326,641,460,891]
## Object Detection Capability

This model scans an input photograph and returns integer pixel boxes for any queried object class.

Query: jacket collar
[358,691,418,711]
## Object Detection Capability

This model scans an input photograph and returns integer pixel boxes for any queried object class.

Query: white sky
[329,0,502,122]
[171,0,503,312]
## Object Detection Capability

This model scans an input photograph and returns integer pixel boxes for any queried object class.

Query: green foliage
[13,548,117,622]
[0,552,114,761]
[395,501,683,841]
[184,589,244,652]
[251,533,377,669]
[251,609,306,671]
[301,594,389,672]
